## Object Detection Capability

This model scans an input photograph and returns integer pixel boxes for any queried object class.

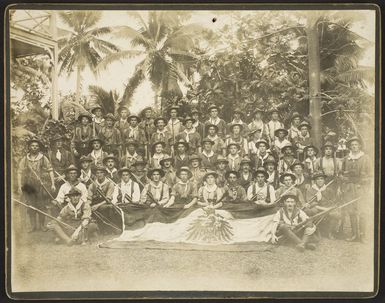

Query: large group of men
[16,104,371,251]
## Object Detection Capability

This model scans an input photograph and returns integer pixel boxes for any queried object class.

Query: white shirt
[273,208,308,226]
[247,183,276,203]
[55,182,88,205]
[267,120,284,139]
[111,180,141,204]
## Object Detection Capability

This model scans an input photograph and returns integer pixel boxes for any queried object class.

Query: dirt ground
[9,203,375,295]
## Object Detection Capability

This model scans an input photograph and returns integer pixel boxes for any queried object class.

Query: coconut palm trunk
[75,64,82,103]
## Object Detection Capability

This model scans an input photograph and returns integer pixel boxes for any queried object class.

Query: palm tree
[97,11,205,109]
[58,11,120,102]
[88,85,120,114]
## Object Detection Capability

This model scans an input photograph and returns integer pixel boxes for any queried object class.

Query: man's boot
[346,214,359,242]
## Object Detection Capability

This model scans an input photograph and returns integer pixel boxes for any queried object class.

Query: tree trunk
[306,13,322,149]
[75,64,82,103]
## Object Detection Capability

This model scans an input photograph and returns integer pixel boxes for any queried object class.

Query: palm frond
[88,85,117,114]
[121,64,146,106]
[336,66,375,84]
[111,26,154,49]
[96,50,144,71]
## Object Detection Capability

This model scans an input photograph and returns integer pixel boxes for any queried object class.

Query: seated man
[270,194,317,252]
[174,140,190,170]
[215,155,229,188]
[49,188,98,246]
[88,137,108,168]
[164,166,198,209]
[111,167,141,205]
[130,157,148,191]
[206,124,226,156]
[293,121,313,161]
[197,171,224,209]
[200,138,218,170]
[223,170,247,203]
[303,145,319,175]
[140,168,170,207]
[275,172,305,207]
[278,144,297,174]
[247,168,276,206]
[79,155,94,187]
[238,157,254,191]
[176,116,201,155]
[189,154,207,187]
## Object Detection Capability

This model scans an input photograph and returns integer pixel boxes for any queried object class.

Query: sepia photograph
[5,4,380,299]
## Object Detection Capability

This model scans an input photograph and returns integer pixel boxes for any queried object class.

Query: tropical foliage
[88,85,120,114]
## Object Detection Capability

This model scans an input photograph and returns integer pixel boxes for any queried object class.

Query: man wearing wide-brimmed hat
[253,139,272,169]
[130,156,148,190]
[288,111,302,141]
[120,139,141,169]
[164,166,198,209]
[91,105,105,133]
[111,167,141,205]
[246,167,276,205]
[150,141,170,169]
[314,141,339,184]
[215,155,228,188]
[72,112,93,157]
[79,155,94,187]
[167,105,184,146]
[264,156,280,190]
[138,107,156,152]
[290,160,310,197]
[204,104,227,139]
[200,138,218,170]
[174,140,190,170]
[150,117,172,154]
[99,113,122,158]
[248,108,269,141]
[226,123,249,156]
[275,172,305,207]
[88,136,108,168]
[140,168,170,207]
[48,134,73,179]
[227,143,242,171]
[103,154,119,183]
[228,107,249,137]
[223,170,247,203]
[176,116,201,155]
[293,120,314,161]
[189,154,206,187]
[206,123,226,156]
[191,108,204,138]
[303,145,319,175]
[272,128,291,157]
[160,156,177,188]
[277,144,297,174]
[267,108,284,142]
[114,106,130,134]
[238,157,254,191]
[340,136,371,242]
[123,114,146,154]
[197,171,224,209]
[17,137,56,232]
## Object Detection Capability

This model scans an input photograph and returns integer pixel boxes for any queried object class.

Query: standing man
[79,155,94,187]
[167,105,184,148]
[278,144,297,174]
[114,106,130,134]
[288,112,302,141]
[204,104,227,139]
[189,154,206,187]
[253,139,272,169]
[227,143,242,172]
[267,108,284,143]
[17,138,56,232]
[91,105,105,134]
[294,121,313,161]
[150,117,172,154]
[72,113,93,159]
[99,113,122,158]
[139,107,156,160]
[48,134,73,182]
[123,114,146,155]
[200,138,218,170]
[228,108,249,137]
[238,157,254,191]
[120,140,141,169]
[226,124,249,156]
[206,124,226,156]
[174,140,190,170]
[248,109,269,141]
[191,108,204,138]
[176,116,202,155]
[314,141,340,184]
[88,137,108,168]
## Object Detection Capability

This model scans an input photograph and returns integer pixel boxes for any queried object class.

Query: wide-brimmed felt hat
[263,157,277,168]
[183,116,195,125]
[65,164,80,177]
[299,121,312,130]
[154,117,167,126]
[118,106,129,113]
[225,170,239,179]
[159,157,174,167]
[147,168,165,179]
[269,107,280,114]
[176,166,193,179]
[202,138,215,145]
[169,105,180,112]
[215,155,228,165]
[65,187,82,197]
[152,141,166,151]
[208,104,219,111]
[346,136,362,148]
[290,112,301,121]
[254,167,269,179]
[281,144,296,153]
[103,154,118,164]
[253,108,264,115]
[133,157,147,166]
[89,136,104,146]
[274,128,288,137]
[303,145,319,156]
[79,155,93,163]
[312,171,327,180]
[290,160,305,170]
[255,139,270,149]
[203,170,218,181]
[189,154,202,162]
[174,140,189,151]
[281,194,299,203]
[280,172,297,183]
[191,108,200,115]
[125,139,139,148]
[322,141,335,151]
[104,113,116,121]
[91,105,103,113]
[229,123,244,132]
[27,137,44,148]
[78,113,92,123]
[118,166,132,175]
[128,115,141,123]
[205,124,219,132]
[233,108,244,115]
[240,157,252,166]
[227,143,241,150]
[93,165,107,174]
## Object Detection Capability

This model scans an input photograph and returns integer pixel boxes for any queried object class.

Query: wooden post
[306,12,322,149]
[50,11,59,120]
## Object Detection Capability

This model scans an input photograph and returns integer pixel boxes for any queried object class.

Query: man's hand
[271,234,279,244]
[51,184,56,192]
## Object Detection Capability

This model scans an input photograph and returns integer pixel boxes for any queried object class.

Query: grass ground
[10,203,375,295]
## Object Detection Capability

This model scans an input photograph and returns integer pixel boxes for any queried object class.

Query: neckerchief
[26,152,43,161]
[183,128,195,142]
[311,183,327,201]
[347,151,364,160]
[67,200,84,219]
[209,117,220,125]
[202,150,215,158]
[80,169,91,181]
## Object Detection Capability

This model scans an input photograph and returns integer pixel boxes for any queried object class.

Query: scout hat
[154,117,167,126]
[79,155,93,163]
[208,104,219,112]
[89,136,104,146]
[78,112,92,123]
[240,157,252,167]
[253,107,264,115]
[91,105,103,114]
[205,124,219,133]
[174,139,189,151]
[263,156,278,168]
[191,108,200,115]
[229,123,244,132]
[176,166,193,179]
[254,167,269,179]
[269,107,280,115]
[290,112,301,121]
[65,164,81,177]
[128,114,141,123]
[274,128,288,137]
[312,171,327,180]
[159,156,174,167]
[203,170,218,181]
[255,139,270,149]
[118,106,129,113]
[233,107,243,115]
[290,160,305,170]
[65,187,82,198]
[27,137,44,148]
[322,141,335,151]
[299,120,312,130]
[151,141,166,151]
[227,143,241,151]
[169,105,180,112]
[189,154,202,163]
[281,194,298,203]
[225,170,239,179]
[202,137,215,146]
[118,166,132,175]
[281,144,296,153]
[104,113,116,121]
[125,139,139,148]
[303,145,319,156]
[93,164,107,174]
[103,154,118,164]
[215,155,228,165]
[279,172,297,183]
[183,116,195,125]
[147,168,165,179]
[133,157,147,166]
[346,136,362,148]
